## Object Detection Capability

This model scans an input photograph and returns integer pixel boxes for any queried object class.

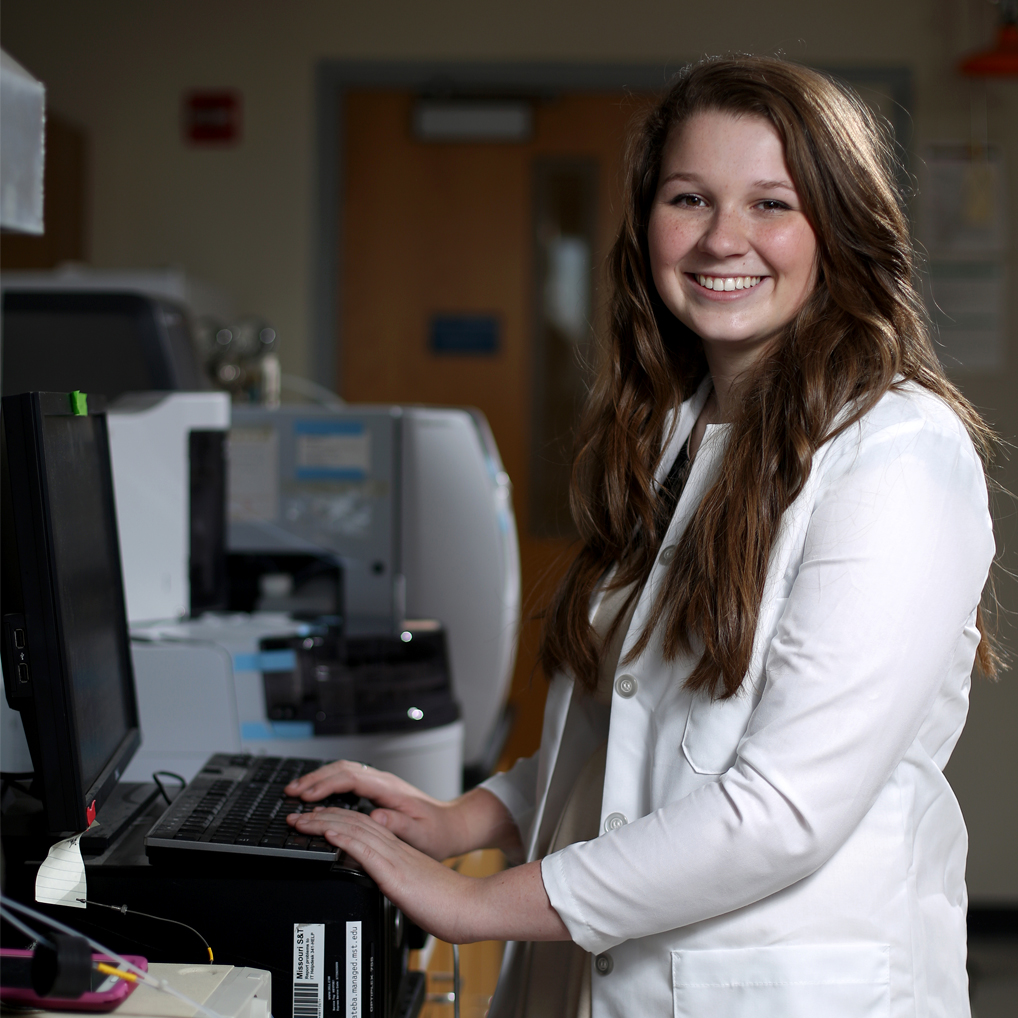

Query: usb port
[17,662,30,684]
[13,628,25,650]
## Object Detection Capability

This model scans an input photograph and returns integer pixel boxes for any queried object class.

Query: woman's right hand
[285,761,523,863]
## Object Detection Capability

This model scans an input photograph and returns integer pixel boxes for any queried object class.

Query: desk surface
[33,965,271,1018]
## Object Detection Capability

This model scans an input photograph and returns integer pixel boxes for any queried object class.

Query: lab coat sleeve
[541,410,995,954]
[480,751,541,843]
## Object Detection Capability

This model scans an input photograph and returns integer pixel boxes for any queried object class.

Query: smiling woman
[286,56,997,1018]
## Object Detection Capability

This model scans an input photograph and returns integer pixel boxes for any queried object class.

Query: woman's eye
[670,193,706,208]
[756,199,790,211]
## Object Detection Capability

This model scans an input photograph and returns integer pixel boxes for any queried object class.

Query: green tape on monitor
[69,391,88,416]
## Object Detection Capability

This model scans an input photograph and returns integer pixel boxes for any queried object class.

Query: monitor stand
[80,782,161,855]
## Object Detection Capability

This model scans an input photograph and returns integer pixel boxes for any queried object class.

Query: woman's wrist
[441,787,524,862]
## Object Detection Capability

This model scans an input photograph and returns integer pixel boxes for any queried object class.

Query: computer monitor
[1,290,208,401]
[1,391,141,834]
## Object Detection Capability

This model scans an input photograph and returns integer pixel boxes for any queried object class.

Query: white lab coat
[482,378,994,1018]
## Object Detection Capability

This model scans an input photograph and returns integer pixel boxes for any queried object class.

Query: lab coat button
[594,953,613,976]
[615,674,637,698]
[604,812,628,833]
[660,544,677,564]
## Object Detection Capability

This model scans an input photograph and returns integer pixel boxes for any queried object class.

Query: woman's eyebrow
[754,178,796,191]
[659,171,701,186]
[658,172,797,192]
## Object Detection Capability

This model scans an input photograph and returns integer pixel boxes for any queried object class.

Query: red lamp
[959,4,1018,77]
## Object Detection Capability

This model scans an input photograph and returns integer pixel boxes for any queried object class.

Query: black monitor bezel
[1,391,140,834]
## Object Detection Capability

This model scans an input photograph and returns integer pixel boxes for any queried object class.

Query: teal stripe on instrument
[233,650,297,673]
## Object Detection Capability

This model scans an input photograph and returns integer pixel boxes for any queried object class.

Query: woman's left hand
[288,807,570,945]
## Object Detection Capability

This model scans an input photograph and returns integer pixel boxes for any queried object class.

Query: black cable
[151,771,186,806]
[84,899,214,962]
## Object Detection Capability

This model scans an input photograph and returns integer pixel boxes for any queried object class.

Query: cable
[1,897,226,1018]
[85,899,213,962]
[151,771,186,806]
[95,962,139,984]
[452,943,460,1018]
[0,903,55,949]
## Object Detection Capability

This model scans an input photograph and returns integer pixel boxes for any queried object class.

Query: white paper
[35,832,87,908]
[927,260,1006,370]
[921,146,1007,259]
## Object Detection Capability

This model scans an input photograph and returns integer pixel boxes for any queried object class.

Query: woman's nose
[698,208,748,259]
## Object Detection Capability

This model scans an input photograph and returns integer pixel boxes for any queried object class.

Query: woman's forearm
[442,787,525,863]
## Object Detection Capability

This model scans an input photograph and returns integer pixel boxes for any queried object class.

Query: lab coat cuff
[541,849,610,955]
[480,766,537,843]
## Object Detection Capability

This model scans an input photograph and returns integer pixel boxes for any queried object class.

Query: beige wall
[3,0,1011,379]
[3,0,1017,899]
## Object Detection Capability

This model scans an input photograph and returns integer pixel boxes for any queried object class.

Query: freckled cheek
[762,223,818,285]
[648,214,698,269]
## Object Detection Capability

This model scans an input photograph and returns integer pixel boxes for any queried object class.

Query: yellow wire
[95,962,138,983]
[207,947,214,962]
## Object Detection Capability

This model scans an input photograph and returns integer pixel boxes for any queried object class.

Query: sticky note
[69,391,88,416]
[35,832,87,908]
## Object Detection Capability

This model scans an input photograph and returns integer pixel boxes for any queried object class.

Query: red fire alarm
[183,90,242,145]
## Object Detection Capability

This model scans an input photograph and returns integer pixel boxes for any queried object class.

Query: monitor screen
[40,413,135,790]
[1,392,140,833]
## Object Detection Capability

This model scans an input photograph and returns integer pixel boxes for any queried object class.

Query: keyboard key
[307,838,332,852]
[284,835,310,849]
[260,834,287,847]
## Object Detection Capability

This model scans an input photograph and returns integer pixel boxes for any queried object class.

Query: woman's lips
[693,274,762,291]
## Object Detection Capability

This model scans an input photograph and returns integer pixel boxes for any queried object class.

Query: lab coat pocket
[679,595,786,775]
[671,943,890,1018]
[680,691,755,775]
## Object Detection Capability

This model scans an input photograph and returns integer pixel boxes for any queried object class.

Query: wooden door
[340,90,641,763]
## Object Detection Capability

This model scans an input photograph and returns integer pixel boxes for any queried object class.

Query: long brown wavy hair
[538,55,997,700]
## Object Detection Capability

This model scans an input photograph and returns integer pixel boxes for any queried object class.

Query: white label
[346,920,362,1018]
[292,923,324,1018]
[297,433,370,472]
[228,427,280,522]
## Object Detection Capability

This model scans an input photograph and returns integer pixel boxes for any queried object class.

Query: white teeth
[696,274,761,291]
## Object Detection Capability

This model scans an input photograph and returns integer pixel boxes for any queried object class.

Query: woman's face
[648,111,818,361]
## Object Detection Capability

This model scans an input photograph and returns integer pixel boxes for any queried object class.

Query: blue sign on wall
[429,315,500,355]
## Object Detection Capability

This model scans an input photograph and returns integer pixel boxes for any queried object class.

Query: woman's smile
[690,273,763,293]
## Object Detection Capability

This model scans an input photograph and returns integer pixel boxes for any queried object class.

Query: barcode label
[293,923,325,1018]
[293,982,320,1018]
[346,921,362,1018]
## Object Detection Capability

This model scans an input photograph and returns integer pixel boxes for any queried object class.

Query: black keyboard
[145,753,374,862]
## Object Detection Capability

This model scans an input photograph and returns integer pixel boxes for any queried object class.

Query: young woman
[286,56,996,1017]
